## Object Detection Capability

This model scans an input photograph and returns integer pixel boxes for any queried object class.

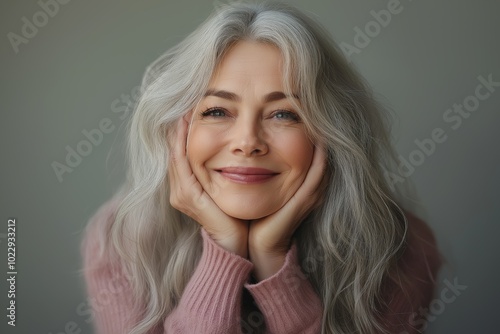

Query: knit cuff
[179,228,253,325]
[244,243,323,333]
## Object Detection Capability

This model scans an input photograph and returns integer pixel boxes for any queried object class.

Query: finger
[272,144,326,227]
[172,118,188,162]
[169,118,198,201]
[168,118,220,217]
[294,143,326,200]
[170,118,195,183]
[168,119,184,185]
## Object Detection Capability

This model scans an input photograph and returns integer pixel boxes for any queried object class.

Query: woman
[82,1,441,333]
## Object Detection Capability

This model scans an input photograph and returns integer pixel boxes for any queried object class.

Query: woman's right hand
[168,117,249,258]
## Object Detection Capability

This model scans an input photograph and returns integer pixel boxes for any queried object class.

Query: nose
[229,117,268,156]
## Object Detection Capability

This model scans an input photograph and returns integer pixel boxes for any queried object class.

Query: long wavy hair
[94,1,410,333]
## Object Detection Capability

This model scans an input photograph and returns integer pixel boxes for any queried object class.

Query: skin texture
[169,41,326,281]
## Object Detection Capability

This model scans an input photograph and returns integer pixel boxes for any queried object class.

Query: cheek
[187,125,221,168]
[273,130,314,176]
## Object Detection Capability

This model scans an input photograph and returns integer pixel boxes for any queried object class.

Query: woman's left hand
[248,144,326,281]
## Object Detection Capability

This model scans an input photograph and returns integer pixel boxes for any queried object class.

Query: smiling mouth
[215,167,279,184]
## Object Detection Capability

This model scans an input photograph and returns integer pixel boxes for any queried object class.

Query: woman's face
[186,41,314,220]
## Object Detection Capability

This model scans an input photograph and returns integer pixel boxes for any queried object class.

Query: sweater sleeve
[163,228,254,333]
[83,201,437,334]
[164,229,323,334]
[244,243,323,334]
[83,200,323,334]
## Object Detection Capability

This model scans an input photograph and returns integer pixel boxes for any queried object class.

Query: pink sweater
[82,199,441,333]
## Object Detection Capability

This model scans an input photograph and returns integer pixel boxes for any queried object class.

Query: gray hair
[93,1,409,333]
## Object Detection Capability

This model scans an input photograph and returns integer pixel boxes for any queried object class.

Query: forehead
[209,41,285,89]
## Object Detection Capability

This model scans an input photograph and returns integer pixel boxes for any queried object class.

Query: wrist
[216,239,248,258]
[249,246,287,281]
[206,228,249,258]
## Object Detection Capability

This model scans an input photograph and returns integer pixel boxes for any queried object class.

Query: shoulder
[81,196,135,306]
[81,196,122,271]
[393,211,442,294]
[379,211,442,331]
[81,197,147,332]
[402,211,442,279]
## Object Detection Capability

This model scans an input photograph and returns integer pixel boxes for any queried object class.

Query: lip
[215,167,279,184]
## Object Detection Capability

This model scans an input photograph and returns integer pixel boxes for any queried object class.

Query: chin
[220,204,276,221]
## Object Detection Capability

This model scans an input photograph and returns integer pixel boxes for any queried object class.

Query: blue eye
[273,110,300,122]
[201,108,227,117]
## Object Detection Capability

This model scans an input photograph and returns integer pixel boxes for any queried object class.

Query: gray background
[1,0,498,333]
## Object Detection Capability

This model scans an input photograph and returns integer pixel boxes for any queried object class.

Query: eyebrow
[204,89,299,103]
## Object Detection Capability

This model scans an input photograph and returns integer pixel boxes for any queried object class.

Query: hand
[248,144,326,281]
[168,117,249,257]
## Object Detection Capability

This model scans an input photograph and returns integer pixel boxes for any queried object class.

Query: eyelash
[200,107,227,118]
[272,110,301,122]
[200,107,301,122]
